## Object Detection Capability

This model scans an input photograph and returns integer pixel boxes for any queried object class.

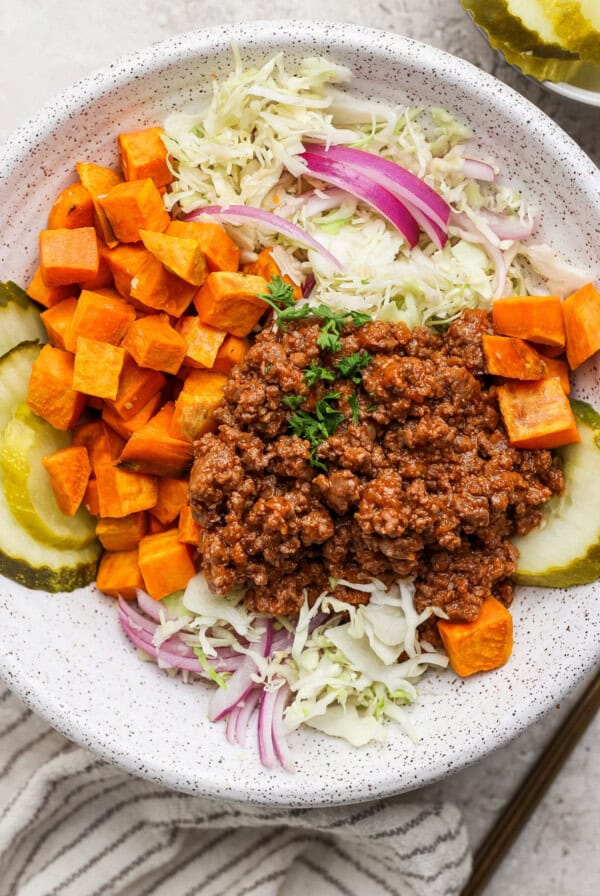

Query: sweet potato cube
[151,477,189,526]
[100,179,169,243]
[73,337,125,400]
[563,283,600,370]
[72,420,125,473]
[79,239,114,290]
[105,354,166,420]
[482,334,546,380]
[27,345,84,430]
[96,549,144,599]
[65,289,136,353]
[106,244,149,297]
[492,295,565,348]
[41,445,91,516]
[40,297,78,349]
[48,182,94,230]
[171,369,228,442]
[129,253,196,317]
[96,512,147,551]
[139,229,207,286]
[118,402,193,477]
[178,505,202,546]
[245,247,302,299]
[542,357,570,395]
[39,227,99,287]
[83,479,100,516]
[148,516,169,534]
[138,529,196,600]
[193,272,269,337]
[122,314,186,375]
[101,391,162,438]
[76,162,122,247]
[118,127,171,187]
[27,267,76,309]
[212,334,249,374]
[95,463,157,518]
[497,378,580,449]
[437,596,513,677]
[175,316,227,369]
[167,220,239,273]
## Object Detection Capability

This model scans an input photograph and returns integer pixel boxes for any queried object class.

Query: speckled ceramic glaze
[0,21,599,807]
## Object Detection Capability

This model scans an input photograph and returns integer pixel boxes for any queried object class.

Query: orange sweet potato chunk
[27,345,84,430]
[27,267,77,309]
[492,295,565,348]
[175,316,227,369]
[122,315,186,375]
[167,220,239,273]
[39,227,99,287]
[482,334,546,380]
[105,353,166,420]
[193,272,269,337]
[47,182,94,230]
[106,244,149,298]
[178,505,202,546]
[118,402,193,477]
[150,477,189,526]
[95,463,157,518]
[139,229,207,286]
[96,549,144,599]
[96,512,148,552]
[40,297,78,349]
[76,162,122,248]
[138,529,196,600]
[72,420,125,474]
[438,596,513,677]
[129,253,197,317]
[99,179,170,243]
[42,446,91,516]
[101,391,162,438]
[171,369,228,442]
[497,378,580,449]
[563,283,600,370]
[65,289,136,352]
[73,337,125,400]
[118,127,171,187]
[212,334,249,374]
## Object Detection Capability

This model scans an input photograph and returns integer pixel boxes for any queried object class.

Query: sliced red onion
[271,683,294,771]
[185,205,343,271]
[301,150,419,249]
[226,705,241,744]
[120,614,206,672]
[399,198,447,250]
[235,688,261,746]
[304,143,450,231]
[479,209,534,242]
[135,590,162,622]
[208,654,257,722]
[462,158,496,182]
[119,597,158,637]
[258,688,278,769]
[302,273,316,298]
[451,211,507,299]
[302,187,349,217]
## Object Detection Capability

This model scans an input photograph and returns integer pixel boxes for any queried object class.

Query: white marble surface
[1,0,599,893]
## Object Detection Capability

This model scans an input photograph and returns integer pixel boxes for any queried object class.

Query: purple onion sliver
[271,683,294,772]
[118,596,158,637]
[302,273,316,298]
[401,197,446,250]
[258,688,278,769]
[479,209,534,242]
[235,687,261,746]
[301,151,420,248]
[451,212,507,299]
[263,618,274,658]
[135,589,162,622]
[226,705,241,745]
[303,143,450,230]
[462,158,496,183]
[185,205,343,271]
[119,615,206,673]
[208,654,257,722]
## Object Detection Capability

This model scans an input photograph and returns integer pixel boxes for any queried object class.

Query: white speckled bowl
[0,21,599,807]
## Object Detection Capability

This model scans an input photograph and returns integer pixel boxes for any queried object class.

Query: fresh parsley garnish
[317,319,343,353]
[289,392,345,470]
[348,393,360,424]
[257,275,296,311]
[303,363,335,387]
[350,311,372,327]
[282,394,306,410]
[334,351,372,383]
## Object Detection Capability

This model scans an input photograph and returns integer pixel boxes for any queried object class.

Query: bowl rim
[1,19,599,805]
[543,79,600,107]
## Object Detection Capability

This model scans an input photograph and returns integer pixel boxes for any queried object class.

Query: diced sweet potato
[42,445,91,516]
[99,178,169,243]
[122,314,186,375]
[178,505,202,546]
[76,162,122,247]
[104,353,166,420]
[101,391,162,438]
[118,402,193,477]
[27,345,84,430]
[95,463,157,518]
[492,295,565,348]
[79,238,114,290]
[563,283,600,370]
[167,220,239,273]
[26,267,77,309]
[138,529,196,600]
[96,512,148,551]
[437,596,513,677]
[175,316,227,369]
[40,297,78,349]
[193,272,269,337]
[482,334,546,380]
[497,378,580,449]
[106,243,149,298]
[150,477,189,525]
[147,516,169,534]
[118,127,171,187]
[83,478,100,516]
[96,549,144,599]
[542,356,570,394]
[72,420,125,474]
[139,229,207,286]
[64,289,136,353]
[129,253,196,317]
[171,369,228,442]
[73,336,125,400]
[212,334,249,374]
[39,227,99,287]
[244,247,302,299]
[47,182,94,230]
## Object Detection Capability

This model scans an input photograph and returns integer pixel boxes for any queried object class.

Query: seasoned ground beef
[189,309,564,621]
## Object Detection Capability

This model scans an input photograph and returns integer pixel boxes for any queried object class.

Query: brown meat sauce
[190,310,563,626]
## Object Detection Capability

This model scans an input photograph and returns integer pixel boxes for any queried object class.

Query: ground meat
[189,309,564,618]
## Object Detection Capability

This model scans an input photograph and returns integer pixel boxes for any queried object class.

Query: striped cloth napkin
[0,687,471,896]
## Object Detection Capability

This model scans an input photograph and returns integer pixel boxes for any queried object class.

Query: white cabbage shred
[160,50,590,328]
